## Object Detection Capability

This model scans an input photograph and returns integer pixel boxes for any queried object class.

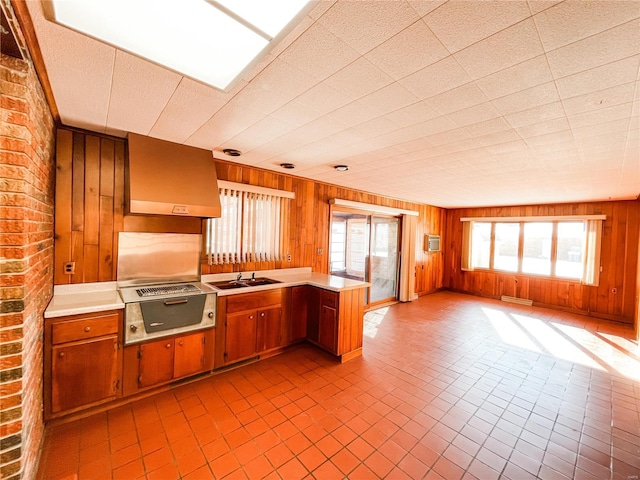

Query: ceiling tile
[568,102,634,129]
[406,0,447,17]
[505,101,566,128]
[352,83,420,118]
[475,55,554,100]
[426,83,490,115]
[527,0,563,15]
[277,22,360,81]
[534,0,640,51]
[454,18,545,79]
[447,102,502,128]
[365,19,449,80]
[492,82,560,116]
[384,101,441,128]
[562,81,638,115]
[516,116,570,138]
[462,117,513,138]
[323,57,394,100]
[546,18,640,78]
[318,0,421,55]
[26,0,114,132]
[252,57,319,99]
[423,0,530,53]
[555,55,640,100]
[399,56,472,99]
[270,101,322,126]
[106,51,181,135]
[293,82,352,115]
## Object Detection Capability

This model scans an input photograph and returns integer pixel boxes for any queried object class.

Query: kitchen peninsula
[43,268,369,421]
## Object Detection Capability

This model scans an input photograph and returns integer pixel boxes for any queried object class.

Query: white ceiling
[25,0,640,208]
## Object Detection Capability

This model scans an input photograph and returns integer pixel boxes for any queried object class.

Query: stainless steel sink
[208,277,281,290]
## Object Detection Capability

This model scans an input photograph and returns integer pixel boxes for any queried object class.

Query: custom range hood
[126,133,221,218]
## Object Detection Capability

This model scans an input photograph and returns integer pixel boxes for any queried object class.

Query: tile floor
[37,291,640,480]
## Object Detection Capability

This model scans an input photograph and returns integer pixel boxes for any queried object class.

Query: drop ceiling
[24,0,640,208]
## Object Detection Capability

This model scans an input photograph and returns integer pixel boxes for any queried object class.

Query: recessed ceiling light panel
[42,0,313,91]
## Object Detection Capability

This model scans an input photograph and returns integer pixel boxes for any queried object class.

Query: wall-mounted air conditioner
[424,234,441,252]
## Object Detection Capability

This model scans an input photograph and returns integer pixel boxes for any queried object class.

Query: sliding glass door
[329,210,400,306]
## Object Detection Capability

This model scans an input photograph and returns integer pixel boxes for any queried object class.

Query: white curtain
[461,220,474,271]
[581,219,603,286]
[399,214,417,302]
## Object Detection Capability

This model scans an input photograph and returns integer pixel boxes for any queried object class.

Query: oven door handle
[164,298,189,306]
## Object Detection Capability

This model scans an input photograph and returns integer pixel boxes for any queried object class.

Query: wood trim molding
[460,215,607,222]
[330,198,419,216]
[10,0,60,123]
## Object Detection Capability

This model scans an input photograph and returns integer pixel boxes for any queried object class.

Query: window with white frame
[461,215,604,286]
[205,181,294,265]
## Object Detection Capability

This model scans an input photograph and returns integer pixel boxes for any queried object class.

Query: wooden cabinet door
[318,305,338,354]
[225,311,257,363]
[174,332,206,379]
[139,339,174,388]
[256,306,282,352]
[290,286,309,341]
[305,287,321,342]
[51,336,118,413]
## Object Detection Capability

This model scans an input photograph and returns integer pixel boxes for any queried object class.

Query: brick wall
[0,3,56,478]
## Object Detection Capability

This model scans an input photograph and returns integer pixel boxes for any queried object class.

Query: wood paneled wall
[54,128,446,296]
[443,201,640,324]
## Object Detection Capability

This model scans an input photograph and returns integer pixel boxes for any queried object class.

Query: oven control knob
[207,312,214,319]
[129,325,138,332]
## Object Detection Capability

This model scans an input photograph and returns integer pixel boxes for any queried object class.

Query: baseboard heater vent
[501,295,533,306]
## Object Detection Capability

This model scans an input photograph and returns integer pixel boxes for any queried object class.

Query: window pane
[471,222,491,268]
[494,223,519,272]
[556,222,584,278]
[522,222,552,275]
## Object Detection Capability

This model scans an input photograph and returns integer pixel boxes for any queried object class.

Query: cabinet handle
[249,315,254,319]
[260,312,265,317]
[179,341,183,346]
[166,343,171,348]
[59,352,65,358]
[84,326,91,332]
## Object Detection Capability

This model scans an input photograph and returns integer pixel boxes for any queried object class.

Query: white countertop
[45,282,124,319]
[44,269,370,318]
[202,268,370,296]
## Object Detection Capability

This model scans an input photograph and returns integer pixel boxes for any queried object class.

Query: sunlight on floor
[363,307,389,339]
[483,305,640,381]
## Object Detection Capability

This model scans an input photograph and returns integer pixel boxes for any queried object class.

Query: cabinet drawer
[52,313,120,344]
[227,289,282,314]
[320,289,338,308]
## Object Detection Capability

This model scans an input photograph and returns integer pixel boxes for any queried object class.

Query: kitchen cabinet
[318,291,338,353]
[300,286,365,362]
[291,285,314,342]
[123,329,214,395]
[45,311,122,419]
[216,289,284,367]
[256,306,283,352]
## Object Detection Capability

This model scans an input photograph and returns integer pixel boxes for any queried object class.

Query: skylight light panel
[43,0,312,91]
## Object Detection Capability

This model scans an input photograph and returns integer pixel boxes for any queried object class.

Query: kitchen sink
[208,277,281,290]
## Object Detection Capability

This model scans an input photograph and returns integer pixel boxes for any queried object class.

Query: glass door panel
[370,217,399,303]
[329,210,400,307]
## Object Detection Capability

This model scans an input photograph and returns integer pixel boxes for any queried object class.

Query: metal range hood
[126,133,221,218]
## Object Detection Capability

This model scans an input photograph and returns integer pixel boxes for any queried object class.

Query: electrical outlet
[64,262,75,275]
[286,254,291,262]
[317,248,323,255]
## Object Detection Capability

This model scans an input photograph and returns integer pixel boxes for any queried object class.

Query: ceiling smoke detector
[222,148,242,157]
[334,165,349,172]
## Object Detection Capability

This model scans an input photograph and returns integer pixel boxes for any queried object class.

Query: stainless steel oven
[116,233,216,345]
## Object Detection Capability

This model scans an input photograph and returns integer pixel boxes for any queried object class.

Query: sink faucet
[237,272,242,282]
[251,272,255,280]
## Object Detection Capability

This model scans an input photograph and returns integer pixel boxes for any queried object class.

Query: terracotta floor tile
[210,452,240,479]
[276,457,307,480]
[146,461,179,480]
[243,454,273,479]
[37,293,640,480]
